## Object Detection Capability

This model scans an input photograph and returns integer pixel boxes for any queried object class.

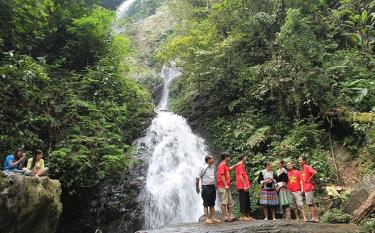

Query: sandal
[212,218,221,223]
[224,217,234,222]
[205,219,213,224]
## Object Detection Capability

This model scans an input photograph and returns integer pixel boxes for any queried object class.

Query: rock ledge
[136,220,359,233]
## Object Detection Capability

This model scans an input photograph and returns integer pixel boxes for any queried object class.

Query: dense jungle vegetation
[0,0,155,230]
[1,0,375,231]
[156,0,375,223]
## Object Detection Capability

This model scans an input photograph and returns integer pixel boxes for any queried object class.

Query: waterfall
[155,65,180,112]
[113,0,138,34]
[139,65,207,229]
[114,1,208,229]
[116,0,137,18]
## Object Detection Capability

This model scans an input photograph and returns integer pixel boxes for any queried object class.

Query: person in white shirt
[196,155,221,224]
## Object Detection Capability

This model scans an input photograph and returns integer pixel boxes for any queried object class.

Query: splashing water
[115,1,207,229]
[139,65,207,229]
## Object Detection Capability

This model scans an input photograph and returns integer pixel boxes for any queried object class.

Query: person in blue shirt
[3,148,27,172]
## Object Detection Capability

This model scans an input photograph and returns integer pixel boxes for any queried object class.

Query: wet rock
[198,211,223,222]
[0,173,62,233]
[88,156,148,233]
[136,220,359,233]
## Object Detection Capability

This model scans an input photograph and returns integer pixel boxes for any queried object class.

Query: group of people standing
[196,152,319,224]
[2,148,48,177]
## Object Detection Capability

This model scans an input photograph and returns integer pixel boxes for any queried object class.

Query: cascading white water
[113,0,138,34]
[140,66,207,229]
[116,0,138,18]
[114,1,207,229]
[155,65,180,112]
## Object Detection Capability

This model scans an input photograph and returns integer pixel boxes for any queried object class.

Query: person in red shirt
[299,156,319,222]
[287,161,307,221]
[217,152,239,222]
[235,155,253,221]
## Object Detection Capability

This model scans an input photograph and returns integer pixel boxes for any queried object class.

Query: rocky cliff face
[0,173,62,233]
[88,156,147,233]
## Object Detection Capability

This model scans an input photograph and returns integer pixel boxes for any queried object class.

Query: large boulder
[344,171,375,214]
[0,173,62,233]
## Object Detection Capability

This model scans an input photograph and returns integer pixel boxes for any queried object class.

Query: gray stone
[136,220,359,233]
[344,171,375,214]
[0,173,62,233]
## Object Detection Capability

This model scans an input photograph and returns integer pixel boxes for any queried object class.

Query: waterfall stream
[116,0,138,17]
[140,66,207,229]
[115,1,208,229]
[113,0,138,34]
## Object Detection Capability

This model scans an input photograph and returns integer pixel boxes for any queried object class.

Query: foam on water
[140,66,206,229]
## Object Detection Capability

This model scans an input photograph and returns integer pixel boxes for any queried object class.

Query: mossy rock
[0,174,62,233]
[321,208,352,224]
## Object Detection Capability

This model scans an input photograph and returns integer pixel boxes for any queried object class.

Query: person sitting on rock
[217,152,240,222]
[235,155,253,221]
[258,161,279,220]
[299,156,319,223]
[286,161,307,221]
[3,148,30,175]
[196,155,221,224]
[27,149,48,177]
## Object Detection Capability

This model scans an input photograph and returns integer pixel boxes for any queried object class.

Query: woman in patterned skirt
[258,161,279,220]
[276,160,292,220]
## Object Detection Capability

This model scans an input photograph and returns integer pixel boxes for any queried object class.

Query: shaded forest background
[0,0,375,232]
[0,0,160,232]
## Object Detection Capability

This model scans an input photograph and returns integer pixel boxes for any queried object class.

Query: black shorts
[202,185,216,207]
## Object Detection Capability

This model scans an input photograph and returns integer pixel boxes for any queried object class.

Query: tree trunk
[352,191,375,223]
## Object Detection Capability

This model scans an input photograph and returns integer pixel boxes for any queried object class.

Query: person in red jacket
[299,156,319,222]
[235,155,253,221]
[287,161,307,221]
[217,152,239,222]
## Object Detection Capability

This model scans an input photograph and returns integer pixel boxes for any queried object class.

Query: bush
[321,208,352,223]
[359,217,375,233]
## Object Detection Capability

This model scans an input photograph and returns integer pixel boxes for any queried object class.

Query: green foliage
[0,1,154,197]
[358,144,375,175]
[321,208,352,223]
[359,216,375,233]
[0,0,94,60]
[0,4,155,232]
[64,6,115,68]
[157,0,375,196]
[0,54,50,150]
